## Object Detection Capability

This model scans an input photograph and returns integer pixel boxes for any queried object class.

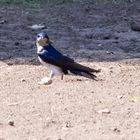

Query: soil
[0,2,140,140]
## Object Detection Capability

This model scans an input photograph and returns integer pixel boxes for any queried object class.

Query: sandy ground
[0,61,140,140]
[0,2,140,140]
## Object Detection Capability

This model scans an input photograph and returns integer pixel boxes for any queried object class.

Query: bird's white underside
[38,57,62,75]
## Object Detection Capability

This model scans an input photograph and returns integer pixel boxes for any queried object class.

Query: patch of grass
[0,0,40,7]
[72,0,138,4]
[44,0,140,5]
[0,0,139,6]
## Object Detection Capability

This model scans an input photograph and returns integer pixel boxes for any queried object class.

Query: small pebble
[14,42,20,46]
[97,109,111,114]
[8,120,14,126]
[76,79,82,81]
[66,121,71,128]
[103,35,111,40]
[84,6,90,12]
[97,44,102,47]
[28,24,47,30]
[106,51,114,55]
[21,78,26,82]
[55,92,60,96]
[113,127,121,133]
[0,20,7,24]
[117,95,123,99]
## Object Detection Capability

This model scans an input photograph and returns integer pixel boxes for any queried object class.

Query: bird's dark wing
[38,50,100,73]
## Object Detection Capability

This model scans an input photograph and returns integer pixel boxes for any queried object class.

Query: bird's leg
[61,74,63,80]
[49,71,54,80]
[38,71,54,85]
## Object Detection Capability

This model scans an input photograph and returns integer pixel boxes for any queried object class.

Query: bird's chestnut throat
[36,37,49,47]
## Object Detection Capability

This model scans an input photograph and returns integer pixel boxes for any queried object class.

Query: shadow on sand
[0,3,140,65]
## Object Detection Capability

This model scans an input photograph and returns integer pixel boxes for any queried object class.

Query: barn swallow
[36,32,101,85]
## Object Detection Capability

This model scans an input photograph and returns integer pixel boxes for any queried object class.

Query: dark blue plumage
[37,43,62,59]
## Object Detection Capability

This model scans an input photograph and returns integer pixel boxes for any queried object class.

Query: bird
[36,32,101,85]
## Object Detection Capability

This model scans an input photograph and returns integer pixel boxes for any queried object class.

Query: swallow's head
[36,32,49,46]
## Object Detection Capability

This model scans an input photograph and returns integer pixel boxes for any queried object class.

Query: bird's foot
[38,77,52,85]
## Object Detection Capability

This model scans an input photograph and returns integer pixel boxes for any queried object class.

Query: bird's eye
[37,35,40,38]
